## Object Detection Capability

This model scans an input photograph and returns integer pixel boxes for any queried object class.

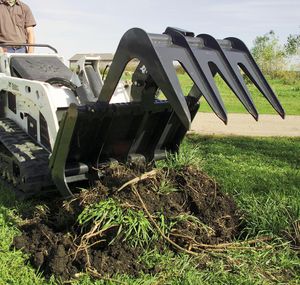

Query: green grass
[0,136,299,284]
[177,74,300,115]
[78,198,157,247]
[185,135,300,236]
[124,71,300,115]
[72,246,300,284]
[0,193,51,285]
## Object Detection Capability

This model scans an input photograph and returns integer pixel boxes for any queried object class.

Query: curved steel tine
[165,27,228,124]
[197,34,259,120]
[224,37,285,118]
[99,28,191,129]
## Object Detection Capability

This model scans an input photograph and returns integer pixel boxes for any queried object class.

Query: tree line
[251,30,300,76]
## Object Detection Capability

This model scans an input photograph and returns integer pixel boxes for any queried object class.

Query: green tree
[284,33,300,55]
[251,30,285,75]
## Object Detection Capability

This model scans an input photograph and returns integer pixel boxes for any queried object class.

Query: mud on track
[13,165,242,281]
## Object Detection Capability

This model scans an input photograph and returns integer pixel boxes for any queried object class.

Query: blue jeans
[6,47,27,53]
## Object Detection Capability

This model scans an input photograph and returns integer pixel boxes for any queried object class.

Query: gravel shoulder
[190,113,300,137]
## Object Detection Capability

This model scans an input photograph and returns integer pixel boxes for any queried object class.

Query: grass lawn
[124,71,300,115]
[0,135,299,284]
[177,74,300,115]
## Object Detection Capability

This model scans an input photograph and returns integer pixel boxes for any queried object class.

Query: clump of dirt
[12,165,242,281]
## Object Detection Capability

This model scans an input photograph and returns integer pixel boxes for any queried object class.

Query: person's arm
[26,26,35,53]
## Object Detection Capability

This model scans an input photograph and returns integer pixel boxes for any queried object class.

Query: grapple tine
[98,28,191,129]
[222,37,285,118]
[165,27,228,124]
[154,59,192,129]
[197,34,259,120]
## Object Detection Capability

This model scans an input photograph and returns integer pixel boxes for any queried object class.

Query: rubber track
[0,118,52,198]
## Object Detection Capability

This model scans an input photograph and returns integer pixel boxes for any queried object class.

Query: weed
[151,171,178,195]
[123,209,155,247]
[157,213,177,236]
[78,198,160,247]
[78,198,123,229]
[156,142,202,170]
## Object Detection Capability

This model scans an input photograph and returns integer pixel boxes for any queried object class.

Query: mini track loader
[0,27,285,198]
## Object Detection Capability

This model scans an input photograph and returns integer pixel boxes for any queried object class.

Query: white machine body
[0,52,131,151]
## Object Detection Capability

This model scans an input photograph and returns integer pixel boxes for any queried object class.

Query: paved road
[190,113,300,137]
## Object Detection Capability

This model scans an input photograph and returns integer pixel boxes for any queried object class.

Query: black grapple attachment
[50,27,285,197]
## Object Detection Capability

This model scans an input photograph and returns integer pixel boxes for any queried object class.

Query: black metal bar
[49,104,78,197]
[165,27,261,121]
[165,27,228,123]
[197,34,259,120]
[223,37,285,118]
[98,28,192,130]
[0,43,58,53]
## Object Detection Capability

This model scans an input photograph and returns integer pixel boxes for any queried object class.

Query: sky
[25,0,300,60]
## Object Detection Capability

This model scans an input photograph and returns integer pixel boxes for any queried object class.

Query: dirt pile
[13,165,242,281]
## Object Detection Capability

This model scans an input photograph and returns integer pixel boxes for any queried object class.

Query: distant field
[177,73,300,115]
[123,70,300,115]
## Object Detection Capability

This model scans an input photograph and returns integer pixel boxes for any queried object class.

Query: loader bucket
[50,27,284,197]
[50,99,199,197]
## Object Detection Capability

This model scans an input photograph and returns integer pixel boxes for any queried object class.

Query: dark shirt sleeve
[22,3,36,28]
